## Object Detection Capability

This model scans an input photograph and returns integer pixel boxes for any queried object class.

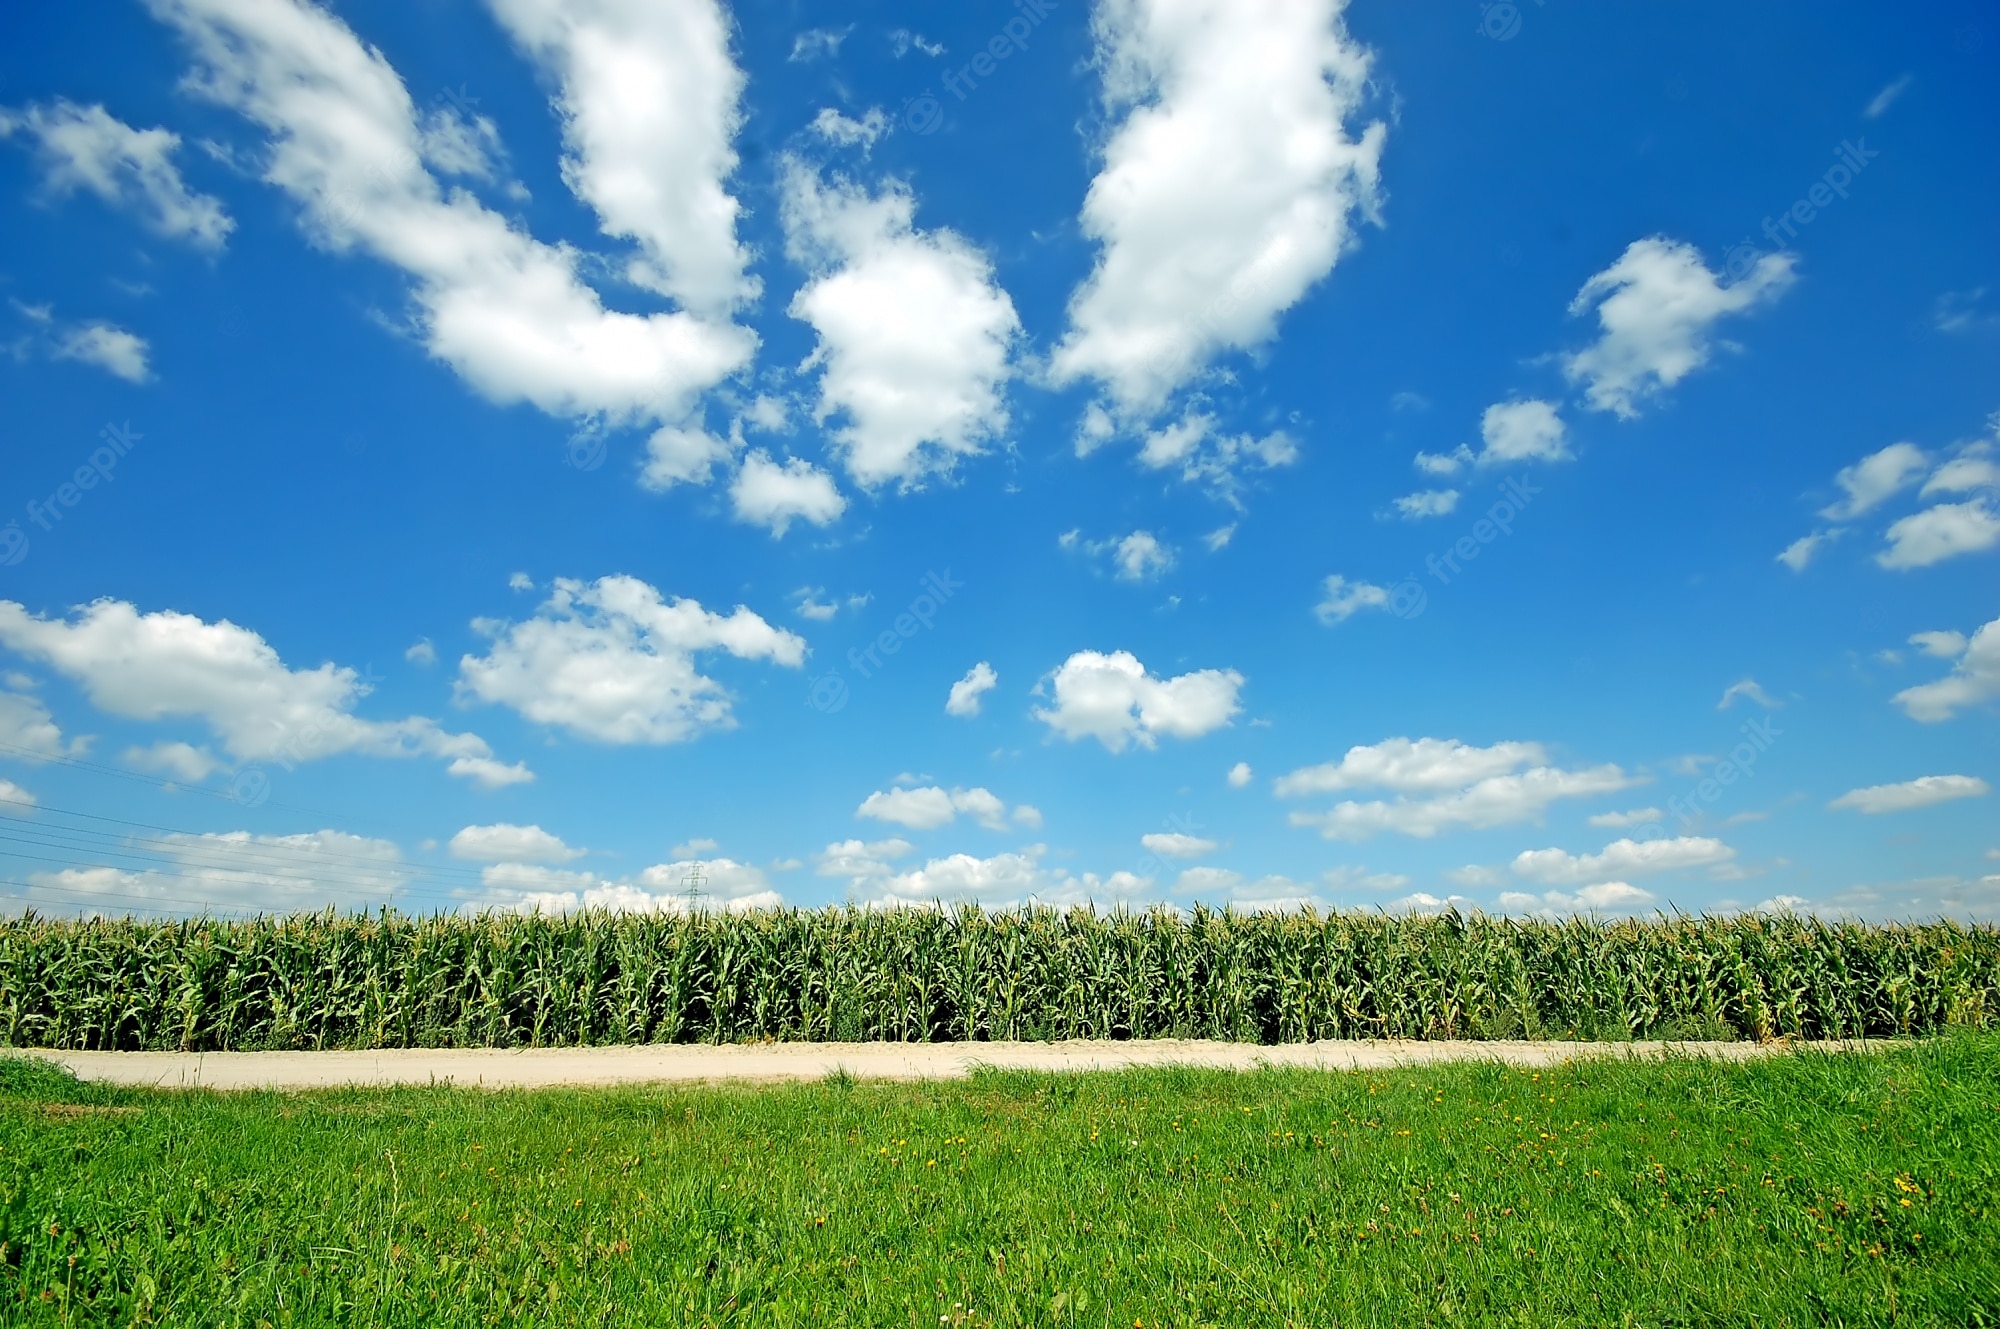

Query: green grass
[6,908,1997,1050]
[5,1039,1999,1326]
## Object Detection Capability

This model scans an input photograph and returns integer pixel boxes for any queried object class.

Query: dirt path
[25,1038,1887,1092]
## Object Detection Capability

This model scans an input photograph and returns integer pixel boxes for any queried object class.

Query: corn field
[1,907,1995,1051]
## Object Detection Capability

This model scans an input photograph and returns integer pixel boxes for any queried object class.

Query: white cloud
[856,785,1019,832]
[1415,446,1473,477]
[1564,237,1796,418]
[1821,442,1929,520]
[1498,882,1656,915]
[17,829,407,916]
[1777,530,1840,573]
[1475,399,1568,465]
[1048,0,1384,418]
[1921,452,2000,498]
[1863,74,1913,119]
[1510,835,1735,886]
[152,0,754,434]
[1717,679,1781,710]
[1909,630,1968,659]
[0,597,517,782]
[447,756,535,788]
[1034,649,1243,752]
[122,741,223,782]
[486,0,757,319]
[0,688,71,760]
[1588,807,1662,829]
[0,777,33,808]
[1065,530,1177,581]
[1277,737,1640,841]
[671,838,719,858]
[811,107,890,150]
[0,99,232,248]
[53,322,150,383]
[945,661,998,717]
[1829,775,1989,815]
[1877,499,2000,569]
[449,823,583,863]
[477,856,780,915]
[729,450,847,537]
[417,103,507,182]
[1894,614,2000,722]
[1141,832,1218,859]
[1112,532,1175,582]
[639,421,737,491]
[456,575,805,744]
[1130,408,1300,499]
[1275,737,1551,796]
[405,638,437,666]
[1393,489,1460,519]
[788,26,851,63]
[781,159,1021,489]
[1227,761,1253,789]
[1174,867,1332,913]
[813,837,915,881]
[1204,523,1237,552]
[888,29,945,59]
[1314,575,1389,625]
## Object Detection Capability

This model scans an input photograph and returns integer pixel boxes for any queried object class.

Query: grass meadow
[4,1036,1998,1326]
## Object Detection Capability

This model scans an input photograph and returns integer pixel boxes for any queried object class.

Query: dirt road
[24,1037,1883,1092]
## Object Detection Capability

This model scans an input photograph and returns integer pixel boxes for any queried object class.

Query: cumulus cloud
[1062,530,1177,582]
[1921,450,2000,498]
[456,575,805,744]
[1314,575,1390,625]
[1909,631,1967,659]
[811,107,890,150]
[1474,399,1569,465]
[846,847,1152,912]
[1276,737,1640,840]
[813,837,915,882]
[1876,499,2000,569]
[1130,408,1300,500]
[0,99,232,248]
[0,777,34,809]
[1564,237,1795,418]
[488,0,756,318]
[0,688,72,760]
[1510,835,1735,886]
[1034,650,1243,752]
[1496,882,1656,916]
[475,856,780,915]
[1822,442,1929,520]
[1392,489,1460,519]
[1049,0,1384,418]
[15,829,407,916]
[449,822,583,864]
[122,740,223,782]
[1776,530,1840,573]
[52,322,151,383]
[781,159,1021,489]
[1587,807,1662,829]
[151,0,754,434]
[856,785,1023,832]
[729,450,847,536]
[0,597,519,784]
[1227,761,1253,788]
[945,661,998,718]
[1829,775,1989,815]
[1893,615,1999,722]
[1141,832,1219,860]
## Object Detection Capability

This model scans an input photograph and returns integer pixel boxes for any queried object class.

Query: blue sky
[0,0,1995,921]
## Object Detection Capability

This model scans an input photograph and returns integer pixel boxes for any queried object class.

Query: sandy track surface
[26,1038,1887,1092]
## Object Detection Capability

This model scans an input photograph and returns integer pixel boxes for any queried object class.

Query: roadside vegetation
[4,1036,1998,1325]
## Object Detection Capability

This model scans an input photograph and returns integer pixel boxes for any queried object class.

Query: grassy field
[6,908,1997,1049]
[4,1038,1998,1326]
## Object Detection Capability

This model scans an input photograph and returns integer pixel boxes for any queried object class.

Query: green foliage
[0,907,1994,1050]
[3,1037,1998,1325]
